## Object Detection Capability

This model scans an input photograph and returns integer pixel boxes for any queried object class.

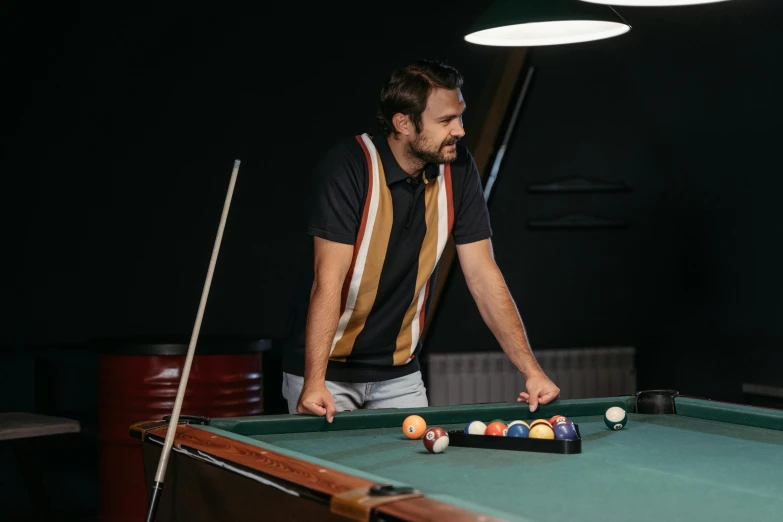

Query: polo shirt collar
[373,134,441,185]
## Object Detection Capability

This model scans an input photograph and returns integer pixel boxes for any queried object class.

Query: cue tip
[233,159,241,169]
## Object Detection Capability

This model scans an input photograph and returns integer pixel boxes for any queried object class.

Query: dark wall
[1,3,501,348]
[2,2,781,407]
[427,0,783,403]
[3,1,782,404]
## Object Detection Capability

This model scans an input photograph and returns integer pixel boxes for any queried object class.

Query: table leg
[12,439,51,522]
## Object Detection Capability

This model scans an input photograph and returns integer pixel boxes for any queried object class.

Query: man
[282,60,559,422]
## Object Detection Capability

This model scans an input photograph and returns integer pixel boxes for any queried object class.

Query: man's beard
[406,133,459,165]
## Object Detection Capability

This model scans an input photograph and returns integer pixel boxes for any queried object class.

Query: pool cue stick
[483,66,534,201]
[145,159,241,522]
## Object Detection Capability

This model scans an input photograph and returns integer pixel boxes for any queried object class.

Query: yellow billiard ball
[529,423,555,439]
[529,419,552,429]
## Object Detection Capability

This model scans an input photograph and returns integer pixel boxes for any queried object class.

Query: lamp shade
[581,0,731,5]
[465,0,631,47]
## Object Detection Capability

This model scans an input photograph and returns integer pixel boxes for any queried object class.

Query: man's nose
[452,120,465,138]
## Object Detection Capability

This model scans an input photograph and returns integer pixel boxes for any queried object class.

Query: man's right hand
[296,382,337,423]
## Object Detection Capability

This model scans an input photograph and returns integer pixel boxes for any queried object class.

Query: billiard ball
[507,420,526,428]
[553,422,577,440]
[464,420,487,435]
[423,427,449,453]
[604,407,627,430]
[507,423,530,438]
[485,421,507,436]
[529,419,551,429]
[403,415,427,439]
[529,423,555,439]
[549,415,568,426]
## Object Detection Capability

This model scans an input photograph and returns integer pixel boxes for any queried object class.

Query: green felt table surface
[206,397,783,522]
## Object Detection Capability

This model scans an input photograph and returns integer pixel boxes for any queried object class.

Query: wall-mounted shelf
[528,213,627,229]
[527,176,631,194]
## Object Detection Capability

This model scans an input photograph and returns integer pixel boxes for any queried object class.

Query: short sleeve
[451,153,492,245]
[306,142,366,245]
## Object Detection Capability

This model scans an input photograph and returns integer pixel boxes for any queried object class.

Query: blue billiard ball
[553,421,577,440]
[507,423,530,438]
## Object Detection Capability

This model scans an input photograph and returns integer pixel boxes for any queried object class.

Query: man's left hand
[517,373,560,412]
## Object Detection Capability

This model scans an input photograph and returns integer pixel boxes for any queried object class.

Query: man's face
[407,88,466,165]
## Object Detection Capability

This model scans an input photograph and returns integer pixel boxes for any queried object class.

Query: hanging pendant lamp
[581,1,731,6]
[465,0,631,47]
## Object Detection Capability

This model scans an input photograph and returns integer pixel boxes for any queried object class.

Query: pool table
[131,391,783,522]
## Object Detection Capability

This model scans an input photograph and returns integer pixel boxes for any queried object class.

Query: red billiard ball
[549,415,568,427]
[423,427,449,453]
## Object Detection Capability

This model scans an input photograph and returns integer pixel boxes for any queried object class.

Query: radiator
[426,347,636,406]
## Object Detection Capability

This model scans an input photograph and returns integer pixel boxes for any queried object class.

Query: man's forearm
[467,268,544,378]
[303,280,342,382]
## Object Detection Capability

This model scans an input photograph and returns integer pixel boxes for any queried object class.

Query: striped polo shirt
[282,133,492,382]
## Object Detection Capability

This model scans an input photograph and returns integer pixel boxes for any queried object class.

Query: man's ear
[392,113,410,136]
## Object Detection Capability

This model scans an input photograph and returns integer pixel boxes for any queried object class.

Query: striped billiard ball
[507,423,530,438]
[464,420,487,435]
[423,427,449,453]
[553,422,577,440]
[604,407,628,430]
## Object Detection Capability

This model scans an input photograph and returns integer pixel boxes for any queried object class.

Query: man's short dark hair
[377,59,464,136]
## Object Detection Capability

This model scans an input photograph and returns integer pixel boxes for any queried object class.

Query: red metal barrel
[95,336,269,522]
